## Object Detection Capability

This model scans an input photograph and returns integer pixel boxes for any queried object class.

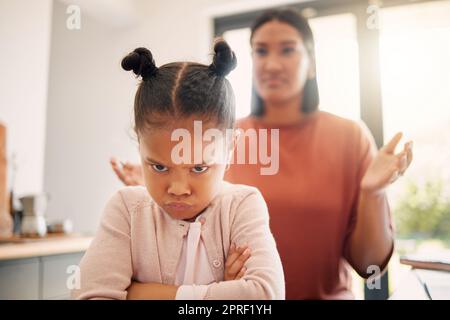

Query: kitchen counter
[0,234,92,261]
[0,234,93,299]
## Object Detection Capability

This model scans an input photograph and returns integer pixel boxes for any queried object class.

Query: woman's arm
[347,190,394,276]
[347,132,413,277]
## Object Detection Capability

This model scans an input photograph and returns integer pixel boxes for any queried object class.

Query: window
[309,13,360,121]
[223,28,252,119]
[379,0,450,295]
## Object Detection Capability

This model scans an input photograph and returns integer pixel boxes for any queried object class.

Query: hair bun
[209,39,237,77]
[121,47,158,80]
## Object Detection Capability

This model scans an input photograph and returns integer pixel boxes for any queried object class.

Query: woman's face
[138,116,229,221]
[251,20,314,104]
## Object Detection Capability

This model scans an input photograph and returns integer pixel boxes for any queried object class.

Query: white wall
[44,0,309,234]
[0,0,53,195]
[44,0,139,234]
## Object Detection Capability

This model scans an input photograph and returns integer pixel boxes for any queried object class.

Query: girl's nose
[168,180,191,197]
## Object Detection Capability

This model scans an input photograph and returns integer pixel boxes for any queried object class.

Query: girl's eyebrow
[145,157,166,165]
[146,157,215,167]
[194,161,214,166]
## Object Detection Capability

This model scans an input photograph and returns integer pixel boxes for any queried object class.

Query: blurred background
[0,0,449,299]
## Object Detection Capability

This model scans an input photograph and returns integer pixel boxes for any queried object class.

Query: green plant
[394,177,450,239]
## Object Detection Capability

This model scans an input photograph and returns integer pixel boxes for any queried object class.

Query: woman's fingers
[388,139,413,182]
[362,135,413,190]
[397,152,408,175]
[405,141,414,168]
[388,171,399,184]
[110,157,128,183]
[110,157,120,172]
[110,158,143,186]
[386,152,406,184]
[396,140,414,176]
[383,132,403,154]
[123,161,135,171]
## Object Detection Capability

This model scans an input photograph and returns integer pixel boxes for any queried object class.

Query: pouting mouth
[165,202,193,211]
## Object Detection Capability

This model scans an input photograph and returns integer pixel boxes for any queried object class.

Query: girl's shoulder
[113,185,154,212]
[213,182,267,213]
[207,182,269,230]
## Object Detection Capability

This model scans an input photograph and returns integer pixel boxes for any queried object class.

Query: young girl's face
[138,116,231,221]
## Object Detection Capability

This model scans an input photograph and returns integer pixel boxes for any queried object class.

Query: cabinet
[0,252,84,299]
[0,235,91,299]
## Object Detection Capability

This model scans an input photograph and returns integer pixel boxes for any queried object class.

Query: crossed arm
[126,244,251,300]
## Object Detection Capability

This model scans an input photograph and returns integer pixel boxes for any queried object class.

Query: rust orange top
[225,111,393,299]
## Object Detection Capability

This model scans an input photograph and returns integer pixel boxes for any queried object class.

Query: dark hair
[250,8,320,116]
[121,39,237,134]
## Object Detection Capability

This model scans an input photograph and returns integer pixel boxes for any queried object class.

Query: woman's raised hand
[110,157,145,186]
[361,132,413,195]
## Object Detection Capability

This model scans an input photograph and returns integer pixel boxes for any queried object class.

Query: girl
[72,40,285,300]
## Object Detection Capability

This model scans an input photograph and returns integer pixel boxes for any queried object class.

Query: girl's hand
[361,132,413,195]
[224,243,251,281]
[110,157,144,186]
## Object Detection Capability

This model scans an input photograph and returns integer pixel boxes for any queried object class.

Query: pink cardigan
[71,182,285,299]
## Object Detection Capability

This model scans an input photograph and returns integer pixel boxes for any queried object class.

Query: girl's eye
[151,164,168,172]
[254,47,268,56]
[191,166,209,174]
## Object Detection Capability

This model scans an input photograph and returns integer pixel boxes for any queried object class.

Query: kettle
[19,194,48,237]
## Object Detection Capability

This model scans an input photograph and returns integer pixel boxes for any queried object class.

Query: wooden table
[390,268,450,300]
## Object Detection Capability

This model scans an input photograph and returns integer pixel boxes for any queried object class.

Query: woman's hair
[250,8,320,116]
[121,39,237,134]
